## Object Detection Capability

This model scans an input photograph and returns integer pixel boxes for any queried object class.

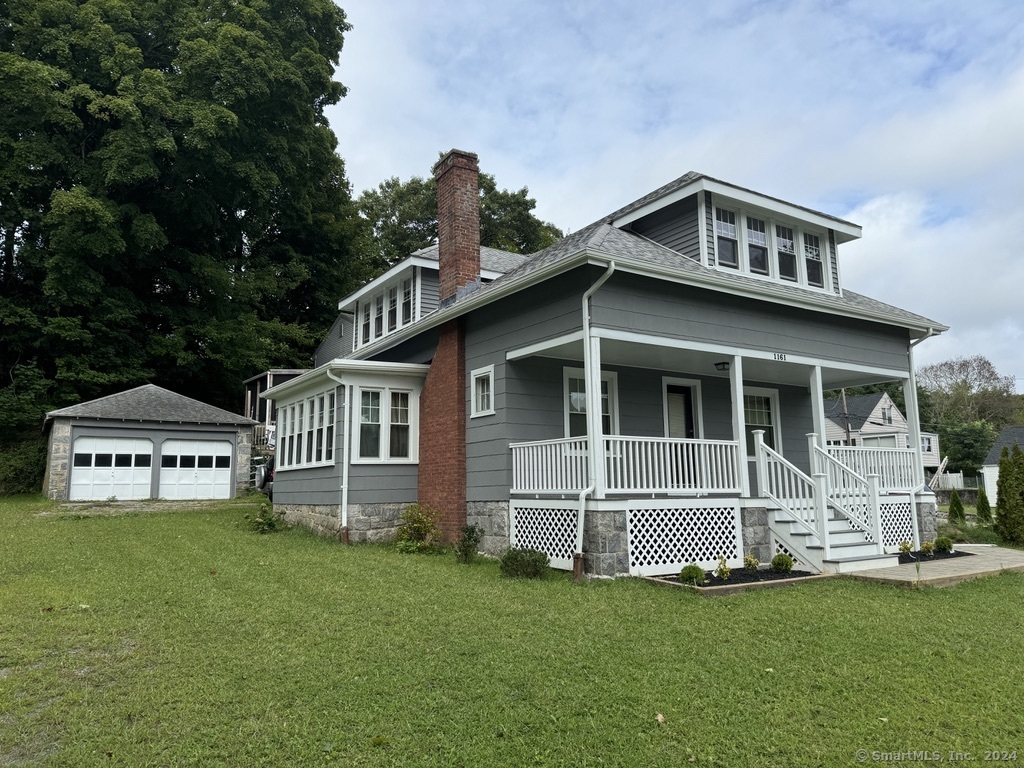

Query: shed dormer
[608,174,861,296]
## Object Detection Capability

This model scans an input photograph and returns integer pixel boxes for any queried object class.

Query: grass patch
[3,494,1024,766]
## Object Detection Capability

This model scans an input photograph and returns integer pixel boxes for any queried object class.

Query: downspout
[576,260,616,578]
[326,369,351,543]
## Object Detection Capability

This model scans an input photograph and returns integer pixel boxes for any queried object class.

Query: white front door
[70,437,153,500]
[158,440,233,499]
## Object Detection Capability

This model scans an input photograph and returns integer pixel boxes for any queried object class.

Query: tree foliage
[918,355,1018,430]
[937,420,997,475]
[976,485,992,525]
[0,0,359,442]
[356,163,563,273]
[995,445,1024,544]
[947,488,965,525]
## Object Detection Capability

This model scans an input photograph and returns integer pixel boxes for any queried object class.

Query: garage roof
[46,384,256,426]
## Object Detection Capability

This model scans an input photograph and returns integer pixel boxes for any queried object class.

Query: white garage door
[70,437,153,501]
[159,440,233,500]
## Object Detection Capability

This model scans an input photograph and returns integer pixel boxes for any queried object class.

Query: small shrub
[948,489,965,525]
[395,503,441,553]
[919,540,934,556]
[898,540,913,555]
[455,524,484,564]
[246,501,283,534]
[714,555,731,581]
[770,552,794,574]
[679,563,706,586]
[499,547,549,579]
[743,550,759,574]
[934,536,954,554]
[976,486,992,525]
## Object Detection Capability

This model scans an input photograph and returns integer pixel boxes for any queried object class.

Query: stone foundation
[741,507,770,563]
[466,501,510,555]
[278,501,413,543]
[582,507,629,578]
[917,498,938,542]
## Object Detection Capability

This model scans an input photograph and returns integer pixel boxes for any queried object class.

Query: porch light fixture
[714,361,730,372]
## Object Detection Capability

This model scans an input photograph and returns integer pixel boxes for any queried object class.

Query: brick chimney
[417,149,480,542]
[433,149,480,302]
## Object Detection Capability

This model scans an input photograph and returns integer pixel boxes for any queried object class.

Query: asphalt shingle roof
[983,426,1024,466]
[47,384,255,426]
[822,392,887,431]
[412,244,532,274]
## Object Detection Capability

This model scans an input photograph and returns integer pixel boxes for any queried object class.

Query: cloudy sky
[323,0,1024,391]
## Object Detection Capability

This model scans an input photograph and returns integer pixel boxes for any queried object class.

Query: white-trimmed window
[775,224,797,281]
[355,386,418,462]
[354,272,419,349]
[743,387,781,456]
[278,388,337,470]
[471,365,495,418]
[921,435,933,453]
[746,216,769,275]
[803,232,824,287]
[881,405,893,425]
[715,208,739,268]
[564,367,618,438]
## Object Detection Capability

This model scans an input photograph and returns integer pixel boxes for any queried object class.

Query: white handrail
[753,432,819,539]
[826,446,916,491]
[510,437,589,494]
[603,436,741,495]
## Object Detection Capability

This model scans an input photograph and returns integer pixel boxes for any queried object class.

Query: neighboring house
[265,149,947,577]
[980,426,1024,505]
[823,392,941,467]
[44,384,256,502]
[243,369,307,448]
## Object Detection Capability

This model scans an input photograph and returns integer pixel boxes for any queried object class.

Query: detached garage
[44,384,256,502]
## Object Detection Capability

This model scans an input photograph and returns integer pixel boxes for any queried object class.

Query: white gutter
[326,369,351,533]
[582,261,616,505]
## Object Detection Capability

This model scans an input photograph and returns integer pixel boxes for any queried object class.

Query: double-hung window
[356,387,417,462]
[471,365,495,418]
[715,209,739,268]
[747,216,769,275]
[803,233,824,287]
[775,225,797,281]
[564,368,617,437]
[743,388,780,456]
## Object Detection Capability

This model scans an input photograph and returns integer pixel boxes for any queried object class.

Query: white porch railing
[812,442,881,548]
[604,437,741,495]
[510,437,589,494]
[510,436,741,496]
[754,435,822,542]
[826,446,917,492]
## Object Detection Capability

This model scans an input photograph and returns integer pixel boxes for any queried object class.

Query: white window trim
[562,367,619,438]
[661,377,705,439]
[352,385,419,464]
[470,364,495,418]
[276,387,337,472]
[711,199,834,294]
[743,386,781,460]
[353,270,420,351]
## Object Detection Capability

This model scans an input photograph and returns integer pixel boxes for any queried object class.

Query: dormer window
[775,225,797,281]
[747,217,769,275]
[353,270,420,350]
[715,209,738,268]
[804,233,824,287]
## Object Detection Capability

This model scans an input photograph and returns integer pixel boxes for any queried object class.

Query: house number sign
[773,353,788,361]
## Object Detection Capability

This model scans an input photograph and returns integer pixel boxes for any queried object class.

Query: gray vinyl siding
[314,314,354,367]
[274,464,343,506]
[629,194,700,260]
[828,230,840,293]
[348,464,418,504]
[419,268,440,316]
[590,272,910,372]
[464,269,595,501]
[704,191,715,263]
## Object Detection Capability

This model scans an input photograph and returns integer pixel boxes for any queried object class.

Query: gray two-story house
[264,149,946,577]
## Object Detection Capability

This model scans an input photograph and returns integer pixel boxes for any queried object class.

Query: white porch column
[586,334,607,499]
[729,355,749,497]
[809,366,826,453]
[903,370,926,488]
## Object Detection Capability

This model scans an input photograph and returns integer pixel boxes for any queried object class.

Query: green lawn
[2,495,1023,767]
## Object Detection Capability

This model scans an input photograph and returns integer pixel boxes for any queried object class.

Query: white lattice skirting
[626,500,743,577]
[508,501,580,570]
[880,496,915,550]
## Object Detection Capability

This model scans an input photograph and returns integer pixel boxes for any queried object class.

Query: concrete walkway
[847,544,1024,588]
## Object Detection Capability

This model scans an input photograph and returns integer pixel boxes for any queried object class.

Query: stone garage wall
[43,419,73,500]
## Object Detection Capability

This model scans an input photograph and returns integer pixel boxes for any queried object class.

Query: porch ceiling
[524,337,905,389]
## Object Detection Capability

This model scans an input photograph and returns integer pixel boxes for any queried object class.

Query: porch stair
[769,510,899,574]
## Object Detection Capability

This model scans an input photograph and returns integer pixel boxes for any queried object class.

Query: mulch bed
[657,568,817,588]
[896,549,974,565]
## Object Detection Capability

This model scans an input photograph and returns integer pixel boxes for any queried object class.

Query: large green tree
[356,164,563,274]
[0,0,359,432]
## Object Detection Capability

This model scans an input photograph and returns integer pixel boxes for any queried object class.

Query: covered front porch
[503,328,934,577]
